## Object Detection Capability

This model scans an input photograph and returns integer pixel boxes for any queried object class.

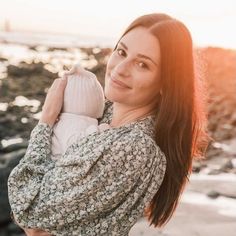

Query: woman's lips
[110,74,131,89]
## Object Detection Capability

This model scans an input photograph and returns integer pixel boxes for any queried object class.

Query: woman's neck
[110,102,154,128]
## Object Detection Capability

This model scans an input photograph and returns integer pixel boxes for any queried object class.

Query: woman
[8,13,209,235]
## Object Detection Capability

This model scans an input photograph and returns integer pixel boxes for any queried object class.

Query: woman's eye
[115,48,148,69]
[117,48,126,56]
[137,62,148,69]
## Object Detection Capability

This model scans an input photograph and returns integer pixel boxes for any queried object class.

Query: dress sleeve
[97,98,113,124]
[7,123,55,217]
[8,123,166,235]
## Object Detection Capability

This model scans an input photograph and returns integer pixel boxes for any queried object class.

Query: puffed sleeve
[8,122,166,235]
[8,123,55,214]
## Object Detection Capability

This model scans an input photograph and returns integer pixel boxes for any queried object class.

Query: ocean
[0,31,116,48]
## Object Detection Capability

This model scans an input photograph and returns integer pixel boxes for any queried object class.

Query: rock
[219,159,234,171]
[0,149,26,167]
[80,47,94,56]
[207,117,218,132]
[192,161,204,173]
[205,147,222,159]
[207,190,220,199]
[93,47,112,62]
[222,138,236,155]
[231,159,236,168]
[0,59,60,141]
[0,57,8,62]
[7,62,57,78]
[28,45,37,51]
[202,154,233,171]
[229,168,236,174]
[207,169,222,175]
[199,167,212,174]
[90,63,106,88]
[47,46,67,51]
[207,188,236,200]
[0,227,8,236]
[6,222,24,234]
[0,110,35,140]
[7,63,41,77]
[0,149,26,224]
[214,129,232,141]
[0,141,28,153]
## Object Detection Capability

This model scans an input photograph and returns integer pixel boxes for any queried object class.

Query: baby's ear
[62,64,83,77]
[69,64,83,75]
[62,64,77,77]
[73,64,84,75]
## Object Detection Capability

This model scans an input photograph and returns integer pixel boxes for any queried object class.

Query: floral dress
[8,99,167,236]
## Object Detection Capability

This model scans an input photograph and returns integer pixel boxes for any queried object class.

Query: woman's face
[104,27,161,110]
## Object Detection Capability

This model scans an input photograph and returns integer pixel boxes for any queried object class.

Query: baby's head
[62,65,105,118]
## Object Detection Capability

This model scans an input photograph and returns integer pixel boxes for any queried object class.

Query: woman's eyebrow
[119,41,158,67]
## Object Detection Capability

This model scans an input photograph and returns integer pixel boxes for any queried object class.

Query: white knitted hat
[62,65,105,118]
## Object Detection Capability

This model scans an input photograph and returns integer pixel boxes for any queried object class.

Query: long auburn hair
[113,13,210,227]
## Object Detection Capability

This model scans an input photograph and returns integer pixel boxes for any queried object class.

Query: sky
[0,0,235,49]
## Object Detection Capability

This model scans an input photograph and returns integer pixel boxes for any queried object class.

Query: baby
[50,64,110,160]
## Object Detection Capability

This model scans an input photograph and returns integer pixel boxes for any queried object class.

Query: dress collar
[98,99,156,139]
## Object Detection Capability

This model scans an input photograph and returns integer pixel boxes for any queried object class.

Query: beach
[0,33,236,236]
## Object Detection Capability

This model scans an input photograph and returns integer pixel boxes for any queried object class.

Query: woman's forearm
[8,123,55,228]
[7,76,67,233]
[12,212,53,236]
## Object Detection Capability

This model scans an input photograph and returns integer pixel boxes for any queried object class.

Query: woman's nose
[114,59,130,77]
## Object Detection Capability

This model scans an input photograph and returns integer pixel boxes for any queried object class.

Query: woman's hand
[23,228,53,236]
[39,76,68,127]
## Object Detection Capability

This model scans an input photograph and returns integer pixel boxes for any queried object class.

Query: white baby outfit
[51,65,110,160]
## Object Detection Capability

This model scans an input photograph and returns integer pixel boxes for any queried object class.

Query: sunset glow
[0,0,235,48]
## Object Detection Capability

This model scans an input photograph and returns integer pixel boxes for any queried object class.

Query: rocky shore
[0,43,236,236]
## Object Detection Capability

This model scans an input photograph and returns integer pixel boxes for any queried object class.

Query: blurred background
[0,0,236,235]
